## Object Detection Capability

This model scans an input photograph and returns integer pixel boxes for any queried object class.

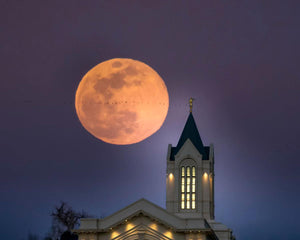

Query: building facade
[75,110,235,240]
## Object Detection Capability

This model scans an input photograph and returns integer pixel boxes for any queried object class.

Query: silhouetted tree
[45,218,64,240]
[47,201,90,240]
[51,202,89,231]
[60,231,78,240]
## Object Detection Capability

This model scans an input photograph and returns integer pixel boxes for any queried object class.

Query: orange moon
[75,58,169,145]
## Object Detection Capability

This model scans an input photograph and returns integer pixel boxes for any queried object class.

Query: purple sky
[1,1,300,239]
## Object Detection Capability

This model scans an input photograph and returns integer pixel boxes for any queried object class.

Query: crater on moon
[112,61,122,68]
[75,58,169,145]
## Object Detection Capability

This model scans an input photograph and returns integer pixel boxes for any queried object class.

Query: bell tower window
[181,166,196,210]
[181,166,185,209]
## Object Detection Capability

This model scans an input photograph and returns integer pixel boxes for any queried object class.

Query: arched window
[181,166,196,210]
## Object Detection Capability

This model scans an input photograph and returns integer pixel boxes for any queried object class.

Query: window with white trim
[181,166,196,210]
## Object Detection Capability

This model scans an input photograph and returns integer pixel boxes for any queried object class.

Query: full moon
[75,58,169,145]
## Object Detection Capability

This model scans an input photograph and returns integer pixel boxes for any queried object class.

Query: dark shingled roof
[170,113,210,160]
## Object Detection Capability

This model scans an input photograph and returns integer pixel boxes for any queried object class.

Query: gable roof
[75,198,212,232]
[170,113,210,160]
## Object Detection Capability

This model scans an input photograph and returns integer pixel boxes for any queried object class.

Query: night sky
[1,1,300,239]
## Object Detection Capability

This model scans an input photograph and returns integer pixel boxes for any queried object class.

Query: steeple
[175,113,209,159]
[170,100,209,160]
[166,100,215,219]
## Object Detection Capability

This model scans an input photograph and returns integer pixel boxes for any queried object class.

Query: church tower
[75,98,235,240]
[166,98,215,220]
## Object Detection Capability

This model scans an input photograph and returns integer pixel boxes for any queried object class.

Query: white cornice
[76,198,210,232]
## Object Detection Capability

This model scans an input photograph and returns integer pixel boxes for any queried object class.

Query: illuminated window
[181,167,185,209]
[181,166,196,210]
[192,193,196,209]
[192,166,196,209]
[181,194,185,209]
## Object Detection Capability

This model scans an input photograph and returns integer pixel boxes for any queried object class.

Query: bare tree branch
[50,201,90,238]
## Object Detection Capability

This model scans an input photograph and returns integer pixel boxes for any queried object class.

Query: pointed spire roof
[170,112,210,160]
[177,112,205,151]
